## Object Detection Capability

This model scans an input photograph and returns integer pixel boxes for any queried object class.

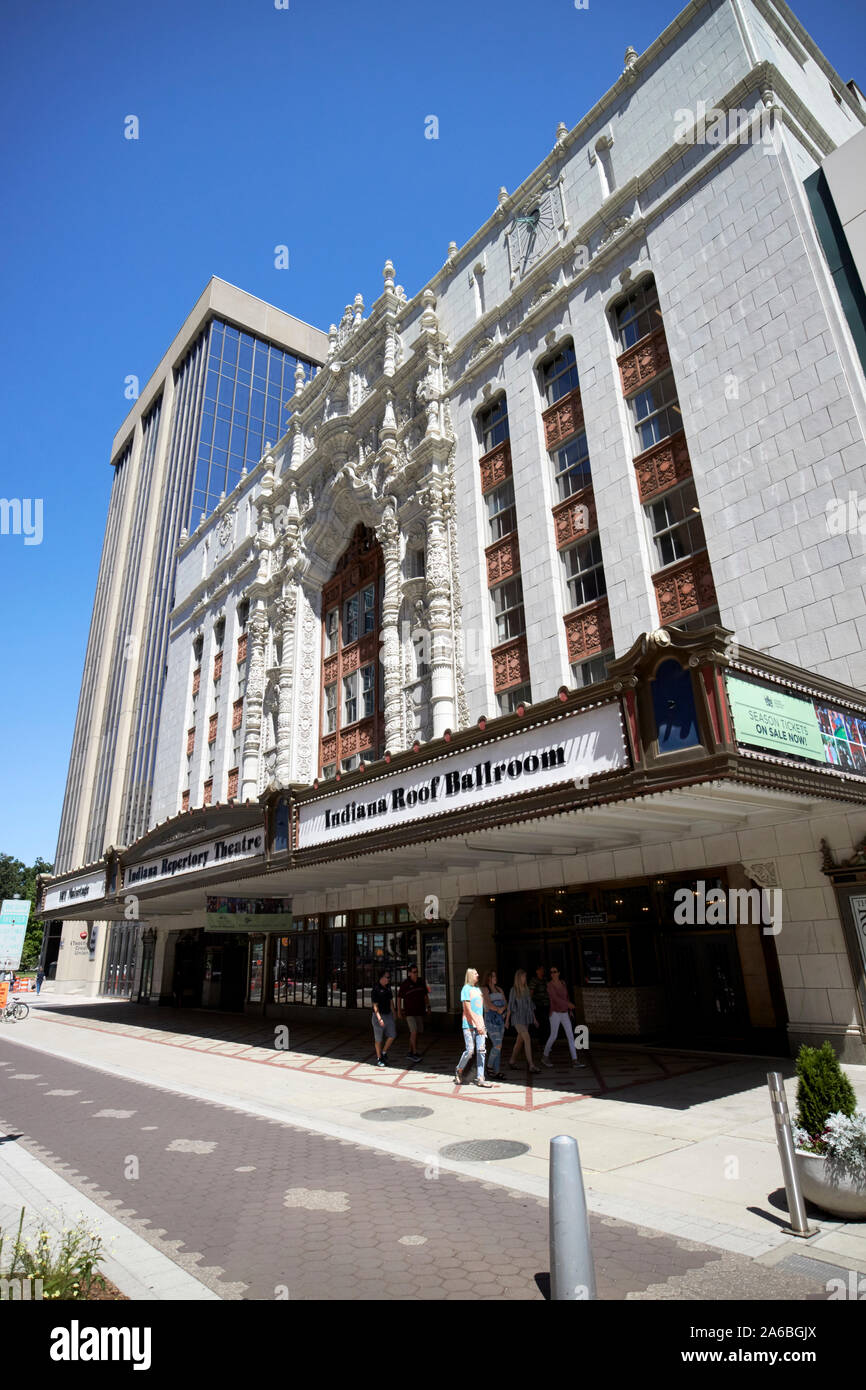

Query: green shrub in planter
[795,1041,856,1136]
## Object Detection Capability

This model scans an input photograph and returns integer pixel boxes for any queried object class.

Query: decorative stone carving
[376,499,404,752]
[485,532,520,586]
[552,490,596,549]
[478,439,512,494]
[491,636,530,693]
[618,327,671,397]
[741,860,779,889]
[542,388,584,450]
[653,553,716,625]
[241,607,270,799]
[634,431,692,502]
[563,601,613,662]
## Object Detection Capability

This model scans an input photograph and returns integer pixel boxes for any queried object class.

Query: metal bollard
[549,1134,597,1300]
[767,1072,816,1238]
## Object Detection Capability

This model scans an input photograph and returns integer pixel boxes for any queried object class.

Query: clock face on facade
[507,187,562,278]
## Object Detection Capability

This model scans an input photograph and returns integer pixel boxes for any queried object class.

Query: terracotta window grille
[186,728,195,756]
[203,779,213,806]
[232,698,243,731]
[208,713,218,743]
[213,650,223,683]
[236,632,248,665]
[181,789,190,812]
[192,667,201,696]
[227,768,239,800]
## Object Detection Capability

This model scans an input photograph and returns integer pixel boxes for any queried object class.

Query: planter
[795,1150,866,1219]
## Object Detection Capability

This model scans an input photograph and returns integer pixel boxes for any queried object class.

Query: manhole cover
[361,1106,434,1122]
[439,1139,530,1161]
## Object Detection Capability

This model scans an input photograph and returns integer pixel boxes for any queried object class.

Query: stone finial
[381,392,397,438]
[420,288,438,330]
[498,186,509,207]
[240,464,247,478]
[383,260,396,290]
[180,527,188,543]
[294,360,306,393]
[555,121,568,145]
[623,46,638,77]
[353,292,364,325]
[328,323,338,357]
[447,240,458,262]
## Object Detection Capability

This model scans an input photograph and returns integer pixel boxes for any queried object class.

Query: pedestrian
[530,964,550,1049]
[455,967,491,1087]
[371,969,396,1067]
[481,969,507,1080]
[35,965,45,995]
[397,964,430,1061]
[541,966,586,1068]
[506,969,540,1073]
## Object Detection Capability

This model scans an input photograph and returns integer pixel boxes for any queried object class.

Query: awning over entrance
[39,626,866,922]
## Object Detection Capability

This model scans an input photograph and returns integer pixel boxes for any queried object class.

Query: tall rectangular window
[646,481,706,567]
[486,479,517,541]
[343,594,359,645]
[552,434,592,500]
[342,673,357,726]
[629,373,681,453]
[325,608,339,655]
[479,397,509,453]
[564,535,607,609]
[615,279,662,351]
[540,342,578,405]
[362,584,376,633]
[324,682,338,733]
[491,579,526,643]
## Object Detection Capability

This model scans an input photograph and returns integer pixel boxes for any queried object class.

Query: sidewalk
[6,995,866,1282]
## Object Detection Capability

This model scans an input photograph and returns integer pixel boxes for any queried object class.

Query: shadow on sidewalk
[27,998,797,1111]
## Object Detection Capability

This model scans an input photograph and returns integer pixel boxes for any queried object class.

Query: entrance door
[660,930,747,1037]
[219,941,249,1012]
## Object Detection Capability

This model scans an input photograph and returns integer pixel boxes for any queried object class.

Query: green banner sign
[725,675,824,761]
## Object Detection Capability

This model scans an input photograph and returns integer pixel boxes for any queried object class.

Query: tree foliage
[0,854,52,972]
[795,1041,857,1136]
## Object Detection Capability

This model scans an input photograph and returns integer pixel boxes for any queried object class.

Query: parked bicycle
[1,996,29,1022]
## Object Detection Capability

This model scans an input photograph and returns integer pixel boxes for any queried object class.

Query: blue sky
[0,0,863,868]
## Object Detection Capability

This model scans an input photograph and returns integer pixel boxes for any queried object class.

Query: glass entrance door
[660,930,747,1036]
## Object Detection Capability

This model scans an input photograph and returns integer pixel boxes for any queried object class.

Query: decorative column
[274,590,297,786]
[241,604,270,800]
[376,500,404,753]
[423,480,457,737]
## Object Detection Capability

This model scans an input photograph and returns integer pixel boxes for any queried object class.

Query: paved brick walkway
[0,1038,827,1301]
[27,1000,726,1113]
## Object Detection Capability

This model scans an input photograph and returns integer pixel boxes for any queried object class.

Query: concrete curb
[0,1132,220,1301]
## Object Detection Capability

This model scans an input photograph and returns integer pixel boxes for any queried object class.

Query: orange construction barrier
[0,983,8,1008]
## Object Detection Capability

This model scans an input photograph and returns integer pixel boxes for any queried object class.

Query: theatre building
[43,0,866,1061]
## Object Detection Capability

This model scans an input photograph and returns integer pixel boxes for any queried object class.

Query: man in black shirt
[397,965,431,1062]
[371,969,396,1067]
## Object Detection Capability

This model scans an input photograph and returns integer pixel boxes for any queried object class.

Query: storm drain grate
[361,1106,435,1122]
[439,1139,530,1162]
[778,1253,857,1287]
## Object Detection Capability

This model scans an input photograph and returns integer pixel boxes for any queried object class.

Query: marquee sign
[297,703,627,849]
[125,830,265,888]
[42,871,106,915]
[726,674,866,777]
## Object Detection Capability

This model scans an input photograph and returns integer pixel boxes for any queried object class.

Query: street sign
[0,900,31,972]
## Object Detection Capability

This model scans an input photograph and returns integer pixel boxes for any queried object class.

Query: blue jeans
[458,1026,486,1079]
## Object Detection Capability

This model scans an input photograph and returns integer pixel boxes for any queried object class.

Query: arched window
[319,525,385,777]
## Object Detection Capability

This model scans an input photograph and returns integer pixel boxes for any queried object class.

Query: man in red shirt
[397,965,431,1062]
